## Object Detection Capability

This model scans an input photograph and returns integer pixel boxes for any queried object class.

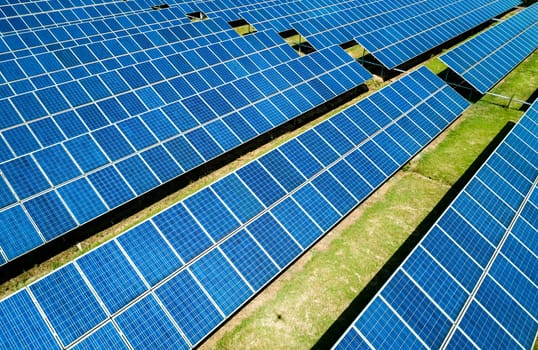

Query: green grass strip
[202,51,537,350]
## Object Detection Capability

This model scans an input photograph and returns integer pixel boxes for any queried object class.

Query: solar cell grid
[0,19,237,98]
[206,0,304,22]
[333,101,538,350]
[115,294,190,349]
[0,22,371,264]
[0,0,159,35]
[71,322,128,350]
[440,4,538,93]
[240,0,361,34]
[0,67,470,349]
[292,0,520,69]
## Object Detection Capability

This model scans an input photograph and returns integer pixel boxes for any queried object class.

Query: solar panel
[333,100,538,350]
[240,0,360,34]
[244,0,417,38]
[0,12,234,63]
[205,0,312,23]
[440,4,538,94]
[0,66,470,349]
[0,0,161,35]
[0,11,372,264]
[292,0,520,69]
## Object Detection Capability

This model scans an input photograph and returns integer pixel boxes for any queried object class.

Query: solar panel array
[0,67,470,349]
[0,3,373,265]
[241,0,388,34]
[204,0,315,23]
[0,0,151,34]
[333,100,538,350]
[440,4,538,94]
[290,0,520,68]
[240,0,361,34]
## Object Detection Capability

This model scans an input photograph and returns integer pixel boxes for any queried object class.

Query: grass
[203,173,450,350]
[344,44,368,60]
[201,50,537,349]
[0,15,536,347]
[234,24,256,36]
[0,71,376,299]
[425,57,447,75]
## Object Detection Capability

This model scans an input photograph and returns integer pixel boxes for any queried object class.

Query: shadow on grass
[0,83,369,285]
[435,68,484,103]
[312,121,515,350]
[521,88,538,111]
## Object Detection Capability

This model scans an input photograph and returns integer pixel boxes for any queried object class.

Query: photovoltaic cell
[0,20,372,264]
[71,323,129,350]
[24,190,77,241]
[152,203,214,263]
[76,241,147,314]
[220,229,279,290]
[0,290,59,350]
[30,264,107,346]
[115,295,190,350]
[334,101,537,350]
[189,249,253,316]
[0,206,43,260]
[156,270,224,346]
[440,4,538,93]
[117,221,182,287]
[0,67,470,349]
[288,0,520,68]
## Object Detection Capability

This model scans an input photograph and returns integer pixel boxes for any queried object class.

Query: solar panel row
[292,0,520,68]
[0,17,237,101]
[0,67,470,349]
[333,100,537,350]
[0,0,158,34]
[440,4,538,94]
[203,0,313,23]
[0,6,195,59]
[0,19,371,264]
[240,0,362,34]
[245,0,423,41]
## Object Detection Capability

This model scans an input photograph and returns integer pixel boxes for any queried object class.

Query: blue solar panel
[155,270,224,345]
[0,67,470,348]
[312,171,357,215]
[1,156,50,199]
[334,101,538,350]
[184,187,241,242]
[0,14,372,265]
[0,206,43,260]
[72,323,129,350]
[381,271,452,348]
[152,203,213,263]
[117,221,182,286]
[115,295,190,349]
[211,173,264,223]
[30,264,107,346]
[247,212,303,267]
[24,190,77,241]
[291,0,520,69]
[356,297,426,349]
[0,290,59,350]
[220,229,280,290]
[77,241,147,314]
[57,178,107,224]
[189,249,253,315]
[441,4,538,93]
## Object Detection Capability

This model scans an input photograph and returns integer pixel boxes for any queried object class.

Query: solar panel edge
[0,28,373,265]
[440,177,538,349]
[0,67,471,349]
[332,101,538,350]
[439,3,538,94]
